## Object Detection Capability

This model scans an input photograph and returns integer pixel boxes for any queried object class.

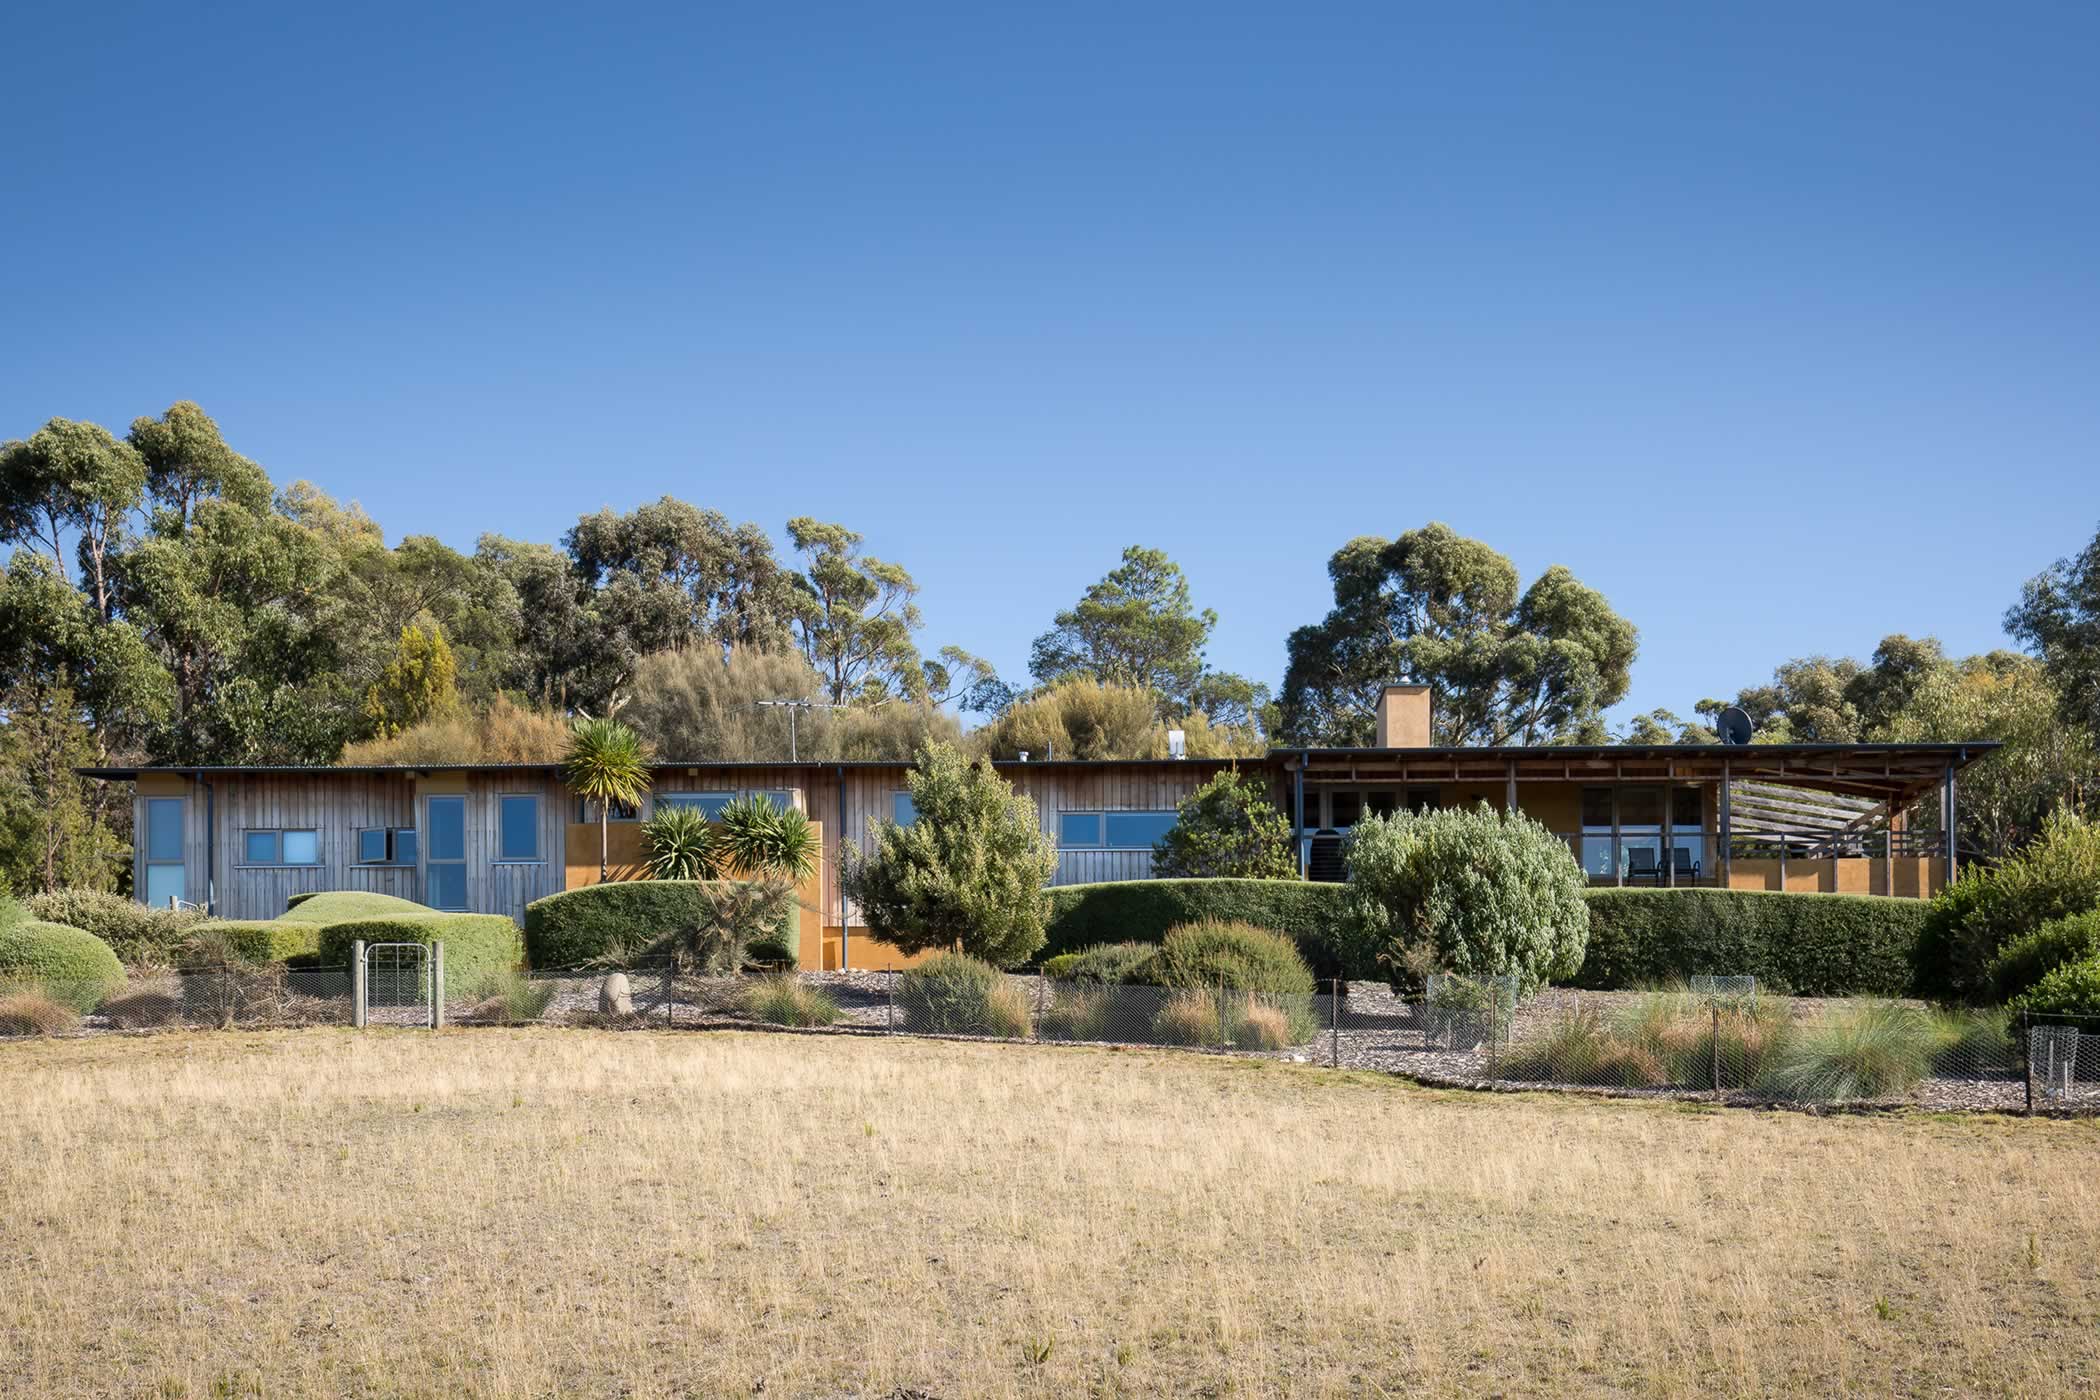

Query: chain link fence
[8,961,2097,1115]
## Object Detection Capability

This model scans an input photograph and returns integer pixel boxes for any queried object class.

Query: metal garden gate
[351,939,445,1029]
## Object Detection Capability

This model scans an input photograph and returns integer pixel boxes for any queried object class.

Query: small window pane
[1581,788,1614,829]
[499,796,539,860]
[427,863,467,911]
[753,790,793,813]
[394,830,417,867]
[427,798,465,861]
[1058,813,1101,847]
[892,793,917,826]
[1330,793,1362,829]
[282,830,319,865]
[244,831,278,864]
[1672,786,1703,828]
[659,793,733,819]
[358,829,389,864]
[1619,787,1663,827]
[145,798,184,862]
[144,863,186,908]
[1105,812,1177,849]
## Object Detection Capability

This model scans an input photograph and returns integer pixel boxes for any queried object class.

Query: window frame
[655,791,735,820]
[142,797,186,909]
[495,793,543,863]
[355,827,418,866]
[238,828,321,867]
[424,795,468,911]
[574,796,641,823]
[891,791,917,827]
[1056,810,1180,851]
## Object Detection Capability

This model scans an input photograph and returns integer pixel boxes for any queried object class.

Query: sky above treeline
[4,2,2095,723]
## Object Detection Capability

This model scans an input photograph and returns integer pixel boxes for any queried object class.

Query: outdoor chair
[1673,848,1701,883]
[1625,849,1660,884]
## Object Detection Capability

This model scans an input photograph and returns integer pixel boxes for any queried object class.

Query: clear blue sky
[5,2,2096,723]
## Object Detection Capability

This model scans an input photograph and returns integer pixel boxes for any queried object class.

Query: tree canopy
[1279,524,1637,747]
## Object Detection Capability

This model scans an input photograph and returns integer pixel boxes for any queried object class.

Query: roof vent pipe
[1018,751,1029,762]
[1167,729,1186,759]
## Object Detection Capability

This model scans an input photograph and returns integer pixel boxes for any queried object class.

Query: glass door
[425,795,467,910]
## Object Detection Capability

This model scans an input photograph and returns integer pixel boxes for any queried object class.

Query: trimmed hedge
[316,915,524,998]
[1572,888,1929,996]
[0,920,126,1011]
[187,891,442,968]
[188,919,326,965]
[1041,879,1363,975]
[524,880,797,970]
[1987,910,2100,1004]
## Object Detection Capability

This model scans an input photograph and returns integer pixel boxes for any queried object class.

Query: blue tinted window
[143,863,186,909]
[427,797,465,861]
[145,799,184,862]
[358,829,389,864]
[1058,813,1101,847]
[244,830,278,864]
[282,830,319,865]
[499,796,539,860]
[1105,812,1177,849]
[658,793,733,819]
[394,829,417,867]
[754,790,793,813]
[892,793,916,826]
[426,862,467,911]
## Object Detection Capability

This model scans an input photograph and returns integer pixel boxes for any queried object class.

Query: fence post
[1487,981,1499,1083]
[664,964,675,1028]
[350,940,367,1028]
[1711,997,1721,1096]
[1330,978,1341,1069]
[1035,972,1047,1042]
[887,970,896,1033]
[430,941,445,1029]
[2023,1011,2034,1116]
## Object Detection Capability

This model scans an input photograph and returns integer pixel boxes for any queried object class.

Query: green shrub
[746,933,797,967]
[1041,879,1363,974]
[842,743,1058,967]
[281,891,431,922]
[1344,806,1589,995]
[1061,941,1161,986]
[0,920,125,1012]
[1499,994,1790,1090]
[460,968,557,1024]
[1927,1008,2018,1074]
[183,920,323,965]
[524,880,796,969]
[1038,984,1112,1041]
[1150,769,1299,880]
[1986,910,2100,1003]
[1759,1003,1939,1101]
[738,976,840,1027]
[0,895,26,936]
[315,915,523,998]
[1153,920,1314,997]
[1501,1006,1669,1088]
[895,952,1032,1037]
[1575,889,1927,996]
[25,889,206,967]
[1040,952,1083,980]
[1915,807,2100,1002]
[0,992,80,1036]
[2011,953,2100,1017]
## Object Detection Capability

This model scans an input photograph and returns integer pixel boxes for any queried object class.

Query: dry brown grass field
[2,1029,2097,1399]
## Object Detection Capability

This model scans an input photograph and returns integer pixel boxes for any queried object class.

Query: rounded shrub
[895,952,1032,1037]
[1061,941,1161,986]
[524,880,796,969]
[1986,910,2100,1004]
[1153,921,1314,997]
[2012,953,2100,1017]
[0,920,126,1012]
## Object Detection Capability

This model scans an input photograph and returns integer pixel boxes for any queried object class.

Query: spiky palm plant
[562,717,652,882]
[640,804,722,880]
[715,794,819,881]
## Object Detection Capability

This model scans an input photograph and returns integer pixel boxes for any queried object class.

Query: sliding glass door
[425,796,467,911]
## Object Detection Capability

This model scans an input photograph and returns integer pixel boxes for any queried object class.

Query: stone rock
[599,972,634,1017]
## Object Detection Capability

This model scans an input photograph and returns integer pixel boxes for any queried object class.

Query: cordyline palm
[562,717,652,882]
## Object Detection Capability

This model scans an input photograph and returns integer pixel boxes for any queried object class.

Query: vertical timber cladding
[414,769,565,923]
[212,770,420,920]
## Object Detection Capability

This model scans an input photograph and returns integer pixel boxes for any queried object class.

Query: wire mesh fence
[8,958,2098,1115]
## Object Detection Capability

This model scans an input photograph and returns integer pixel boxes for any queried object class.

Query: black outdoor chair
[1673,848,1701,883]
[1625,849,1661,884]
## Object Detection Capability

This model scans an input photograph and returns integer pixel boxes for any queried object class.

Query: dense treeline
[3,401,2096,893]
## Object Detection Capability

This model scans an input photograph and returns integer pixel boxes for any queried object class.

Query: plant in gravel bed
[0,991,80,1036]
[97,988,181,1029]
[1926,1008,2018,1076]
[1059,941,1160,986]
[1229,1000,1294,1051]
[1150,989,1225,1045]
[462,969,557,1025]
[1037,985,1112,1041]
[1500,1006,1669,1088]
[738,976,840,1028]
[895,952,1033,1037]
[1611,991,1793,1088]
[1758,1003,1939,1101]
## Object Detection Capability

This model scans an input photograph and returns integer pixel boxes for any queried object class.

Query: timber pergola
[1277,741,1999,887]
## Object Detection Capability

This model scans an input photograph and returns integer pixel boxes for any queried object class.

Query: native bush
[714,795,819,880]
[894,952,1033,1037]
[1037,984,1113,1040]
[738,976,840,1028]
[1985,910,2100,1003]
[2011,953,2100,1017]
[1759,1003,1941,1101]
[0,992,80,1036]
[1150,989,1225,1046]
[1150,769,1298,880]
[640,805,721,880]
[461,968,557,1024]
[1914,807,2100,1002]
[842,743,1057,967]
[25,889,206,967]
[0,920,125,1012]
[1576,889,1928,996]
[1060,941,1161,986]
[1040,879,1363,974]
[1344,805,1588,993]
[1153,920,1315,997]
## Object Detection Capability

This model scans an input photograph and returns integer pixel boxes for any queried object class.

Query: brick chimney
[1374,684,1431,748]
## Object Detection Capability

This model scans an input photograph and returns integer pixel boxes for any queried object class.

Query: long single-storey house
[82,686,1996,969]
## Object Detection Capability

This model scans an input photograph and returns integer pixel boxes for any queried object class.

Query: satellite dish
[1718,706,1755,746]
